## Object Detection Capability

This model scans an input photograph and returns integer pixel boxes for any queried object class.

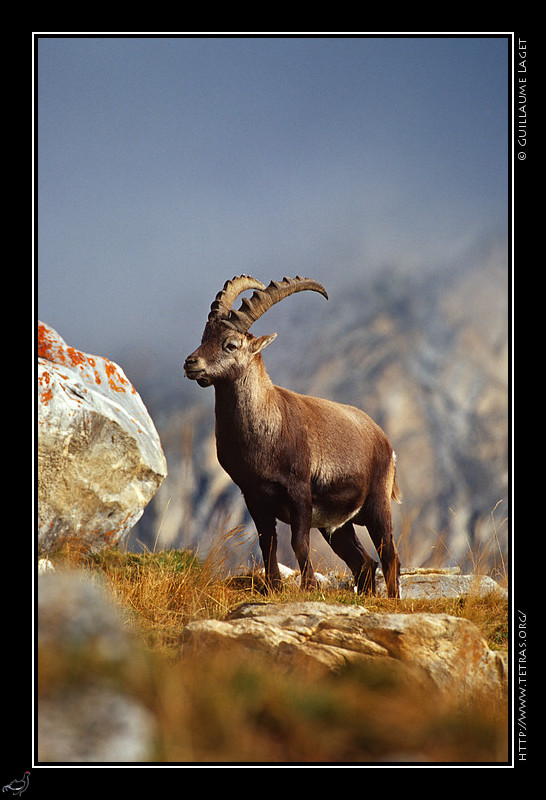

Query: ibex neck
[214,355,274,417]
[215,354,280,448]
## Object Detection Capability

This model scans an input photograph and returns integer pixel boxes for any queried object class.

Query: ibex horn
[223,275,328,333]
[208,275,267,323]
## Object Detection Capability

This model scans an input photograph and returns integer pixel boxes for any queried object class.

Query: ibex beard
[184,275,401,597]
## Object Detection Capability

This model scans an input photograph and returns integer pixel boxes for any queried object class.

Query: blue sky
[36,35,509,368]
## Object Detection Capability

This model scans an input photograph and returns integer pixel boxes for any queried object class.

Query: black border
[24,33,519,786]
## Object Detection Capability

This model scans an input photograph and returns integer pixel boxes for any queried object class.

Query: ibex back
[184,275,401,597]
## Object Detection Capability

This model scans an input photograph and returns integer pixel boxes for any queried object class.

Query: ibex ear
[252,333,277,354]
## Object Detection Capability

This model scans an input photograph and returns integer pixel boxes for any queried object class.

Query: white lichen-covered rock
[38,322,167,554]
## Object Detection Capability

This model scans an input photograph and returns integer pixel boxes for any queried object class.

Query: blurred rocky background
[125,243,508,578]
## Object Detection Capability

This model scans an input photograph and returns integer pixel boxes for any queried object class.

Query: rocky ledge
[181,599,507,700]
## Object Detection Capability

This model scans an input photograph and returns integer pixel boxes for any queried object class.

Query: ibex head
[184,275,328,387]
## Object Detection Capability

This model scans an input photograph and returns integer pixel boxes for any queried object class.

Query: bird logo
[2,773,30,797]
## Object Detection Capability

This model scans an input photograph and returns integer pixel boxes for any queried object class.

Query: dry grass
[55,525,250,655]
[42,526,509,764]
[70,522,509,657]
[148,637,508,764]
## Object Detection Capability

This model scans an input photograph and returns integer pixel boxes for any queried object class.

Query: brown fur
[184,287,401,597]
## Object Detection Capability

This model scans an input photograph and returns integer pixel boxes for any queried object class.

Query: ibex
[184,275,401,597]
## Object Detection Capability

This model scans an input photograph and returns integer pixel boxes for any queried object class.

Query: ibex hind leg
[356,495,400,598]
[319,523,377,595]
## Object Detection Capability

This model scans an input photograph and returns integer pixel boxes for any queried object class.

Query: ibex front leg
[288,497,317,590]
[245,497,282,591]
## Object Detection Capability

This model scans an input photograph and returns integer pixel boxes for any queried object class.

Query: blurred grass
[149,642,508,763]
[41,530,509,763]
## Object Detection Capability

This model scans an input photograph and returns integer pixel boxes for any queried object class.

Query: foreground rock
[181,601,506,700]
[38,322,167,554]
[38,570,156,763]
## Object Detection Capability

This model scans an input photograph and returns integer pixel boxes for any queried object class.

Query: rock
[181,601,506,699]
[38,569,133,660]
[37,570,156,763]
[38,685,155,764]
[38,322,167,554]
[376,567,507,599]
[255,564,507,599]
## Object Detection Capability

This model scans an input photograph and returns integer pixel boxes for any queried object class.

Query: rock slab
[181,601,506,699]
[38,322,167,554]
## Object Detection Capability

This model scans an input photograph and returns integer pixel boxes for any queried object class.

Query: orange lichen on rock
[38,321,167,556]
[105,361,129,393]
[38,321,136,396]
[38,367,53,405]
[66,346,89,368]
[37,322,58,361]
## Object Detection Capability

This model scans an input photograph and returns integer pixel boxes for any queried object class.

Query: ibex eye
[224,340,239,352]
